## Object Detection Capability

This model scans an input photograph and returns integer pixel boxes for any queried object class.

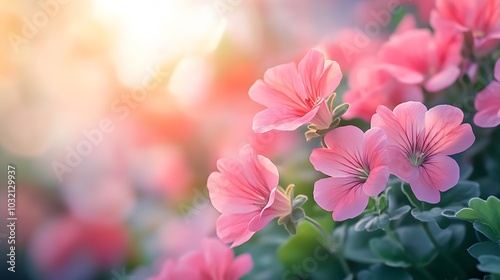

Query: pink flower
[317,28,382,74]
[149,238,253,280]
[309,126,389,221]
[371,101,475,203]
[249,49,342,133]
[343,58,424,122]
[431,0,500,56]
[378,28,462,92]
[474,59,500,127]
[207,145,292,247]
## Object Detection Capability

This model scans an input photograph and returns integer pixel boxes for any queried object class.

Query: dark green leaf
[468,242,500,260]
[389,206,411,221]
[455,196,500,242]
[478,255,500,274]
[357,264,412,280]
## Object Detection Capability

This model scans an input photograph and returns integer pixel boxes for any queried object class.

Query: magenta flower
[372,101,475,203]
[310,126,389,221]
[249,49,342,133]
[431,0,500,56]
[378,29,462,92]
[474,59,500,128]
[207,145,292,247]
[149,238,253,280]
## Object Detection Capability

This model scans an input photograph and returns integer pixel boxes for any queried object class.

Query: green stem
[304,216,352,276]
[304,216,330,246]
[422,223,467,279]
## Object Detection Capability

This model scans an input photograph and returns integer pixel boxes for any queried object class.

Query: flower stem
[422,223,467,279]
[304,216,352,276]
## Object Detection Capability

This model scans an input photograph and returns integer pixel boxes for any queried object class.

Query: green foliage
[404,181,480,229]
[455,196,500,242]
[357,264,412,280]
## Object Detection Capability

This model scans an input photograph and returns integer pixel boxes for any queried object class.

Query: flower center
[356,167,370,181]
[409,152,426,167]
[304,97,320,109]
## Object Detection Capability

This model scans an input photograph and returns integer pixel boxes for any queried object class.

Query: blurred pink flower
[149,238,252,280]
[30,216,127,278]
[378,28,462,92]
[372,101,475,203]
[207,145,291,247]
[318,28,383,74]
[474,59,500,127]
[343,58,423,121]
[310,126,389,221]
[249,49,342,132]
[431,0,500,56]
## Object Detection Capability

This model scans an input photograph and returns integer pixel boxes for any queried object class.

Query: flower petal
[412,155,460,203]
[474,81,500,128]
[252,105,319,133]
[314,177,368,221]
[424,65,460,92]
[424,104,475,155]
[216,213,257,248]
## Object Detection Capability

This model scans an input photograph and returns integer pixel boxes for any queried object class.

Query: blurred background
[0,0,434,279]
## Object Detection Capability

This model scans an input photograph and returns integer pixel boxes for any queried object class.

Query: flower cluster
[204,1,500,279]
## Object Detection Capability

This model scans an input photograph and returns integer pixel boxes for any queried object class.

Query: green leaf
[354,214,390,232]
[284,219,297,235]
[408,181,480,229]
[478,255,500,274]
[344,226,384,264]
[389,206,411,221]
[455,196,500,242]
[369,236,412,268]
[326,92,337,112]
[292,194,308,208]
[290,207,305,222]
[332,103,350,119]
[357,264,412,280]
[468,241,500,260]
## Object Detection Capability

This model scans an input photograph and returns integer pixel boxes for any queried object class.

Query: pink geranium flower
[431,0,500,56]
[378,28,462,92]
[207,145,292,247]
[249,49,342,133]
[372,101,475,203]
[149,238,253,280]
[474,59,500,128]
[309,126,389,221]
[343,58,424,122]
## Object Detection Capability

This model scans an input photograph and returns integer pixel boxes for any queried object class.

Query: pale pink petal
[318,60,342,99]
[229,254,253,280]
[495,59,500,81]
[424,105,475,155]
[363,166,389,197]
[474,81,500,127]
[314,177,369,221]
[202,239,234,280]
[238,145,279,192]
[252,105,319,133]
[249,79,306,110]
[207,172,261,214]
[248,188,291,231]
[363,127,388,168]
[310,126,364,177]
[309,101,332,130]
[424,65,460,92]
[386,146,419,183]
[262,62,308,102]
[378,64,425,84]
[216,213,257,248]
[413,155,460,203]
[298,49,326,98]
